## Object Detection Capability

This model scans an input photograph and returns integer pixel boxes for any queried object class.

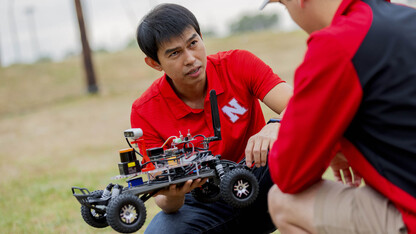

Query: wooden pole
[9,0,21,63]
[25,6,41,60]
[0,29,2,67]
[74,0,98,94]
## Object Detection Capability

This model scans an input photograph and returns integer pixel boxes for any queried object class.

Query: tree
[229,13,279,34]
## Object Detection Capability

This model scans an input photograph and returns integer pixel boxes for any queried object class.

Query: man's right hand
[154,178,207,213]
[245,122,280,168]
[330,153,362,187]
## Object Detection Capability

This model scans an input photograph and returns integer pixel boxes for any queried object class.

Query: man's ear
[144,57,163,71]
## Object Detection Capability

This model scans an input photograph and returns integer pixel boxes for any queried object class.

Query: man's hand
[156,178,208,197]
[245,122,280,168]
[330,153,362,187]
[154,178,207,213]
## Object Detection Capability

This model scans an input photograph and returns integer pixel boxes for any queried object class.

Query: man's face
[156,27,207,89]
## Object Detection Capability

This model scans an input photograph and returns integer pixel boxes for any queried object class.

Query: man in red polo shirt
[262,0,416,233]
[131,3,292,233]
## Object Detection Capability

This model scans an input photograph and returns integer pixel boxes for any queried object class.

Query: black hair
[136,4,201,64]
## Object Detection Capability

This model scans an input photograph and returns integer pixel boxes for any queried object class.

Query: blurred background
[0,0,414,233]
[0,0,299,66]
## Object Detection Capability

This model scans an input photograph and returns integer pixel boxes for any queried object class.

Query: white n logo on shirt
[221,98,247,123]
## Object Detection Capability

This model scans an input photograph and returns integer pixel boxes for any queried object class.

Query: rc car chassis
[72,90,259,233]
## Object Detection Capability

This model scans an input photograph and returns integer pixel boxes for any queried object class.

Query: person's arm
[262,82,293,114]
[228,50,293,167]
[245,82,293,168]
[268,33,363,193]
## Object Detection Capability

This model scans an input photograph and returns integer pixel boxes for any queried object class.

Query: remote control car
[71,90,259,233]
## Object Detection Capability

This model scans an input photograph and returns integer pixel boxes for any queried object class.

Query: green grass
[0,30,312,233]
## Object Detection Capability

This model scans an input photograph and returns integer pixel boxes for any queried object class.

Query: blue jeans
[144,166,276,234]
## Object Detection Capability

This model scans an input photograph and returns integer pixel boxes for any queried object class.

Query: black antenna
[209,89,221,141]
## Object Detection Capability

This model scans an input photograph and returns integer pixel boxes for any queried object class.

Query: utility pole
[9,0,21,63]
[74,0,98,94]
[25,6,41,60]
[0,29,2,67]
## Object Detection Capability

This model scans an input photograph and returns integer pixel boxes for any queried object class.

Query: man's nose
[184,49,196,66]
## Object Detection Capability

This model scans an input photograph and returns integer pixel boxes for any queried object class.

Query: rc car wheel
[191,181,221,203]
[106,194,146,233]
[80,190,108,228]
[220,168,259,208]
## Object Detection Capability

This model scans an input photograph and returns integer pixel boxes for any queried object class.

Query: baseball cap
[259,0,280,10]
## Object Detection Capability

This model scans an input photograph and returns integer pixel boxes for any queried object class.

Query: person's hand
[330,152,362,187]
[154,178,208,213]
[245,122,280,168]
[155,178,208,197]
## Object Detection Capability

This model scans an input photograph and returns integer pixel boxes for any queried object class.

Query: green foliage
[125,38,139,49]
[229,13,279,34]
[201,28,218,38]
[35,55,53,63]
[93,47,110,54]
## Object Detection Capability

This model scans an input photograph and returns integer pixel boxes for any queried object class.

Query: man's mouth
[186,66,201,77]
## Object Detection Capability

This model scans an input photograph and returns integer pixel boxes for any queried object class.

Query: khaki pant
[314,181,407,234]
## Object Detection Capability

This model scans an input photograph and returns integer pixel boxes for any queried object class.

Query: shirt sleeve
[268,32,363,193]
[230,50,284,100]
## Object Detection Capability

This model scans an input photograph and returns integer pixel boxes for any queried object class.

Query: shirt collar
[159,59,225,120]
[334,0,390,19]
[205,58,225,102]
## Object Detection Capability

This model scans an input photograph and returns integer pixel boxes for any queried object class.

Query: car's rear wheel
[80,190,108,228]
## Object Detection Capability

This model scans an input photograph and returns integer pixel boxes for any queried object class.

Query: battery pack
[127,177,144,187]
[119,148,136,163]
[118,160,141,175]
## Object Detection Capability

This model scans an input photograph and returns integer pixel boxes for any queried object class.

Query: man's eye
[169,51,179,57]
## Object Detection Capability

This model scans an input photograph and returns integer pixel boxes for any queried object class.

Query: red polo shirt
[268,0,416,231]
[131,50,283,162]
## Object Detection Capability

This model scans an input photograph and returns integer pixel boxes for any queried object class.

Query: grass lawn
[0,30,337,233]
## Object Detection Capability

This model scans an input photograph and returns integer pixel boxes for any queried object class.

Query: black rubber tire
[80,190,108,228]
[106,194,146,233]
[219,159,238,174]
[220,168,259,208]
[191,181,221,203]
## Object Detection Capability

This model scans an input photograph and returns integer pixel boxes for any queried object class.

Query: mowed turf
[0,30,333,233]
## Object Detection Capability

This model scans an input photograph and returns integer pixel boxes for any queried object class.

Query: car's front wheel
[106,194,146,233]
[220,168,259,208]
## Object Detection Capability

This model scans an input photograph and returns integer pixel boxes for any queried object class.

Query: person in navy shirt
[262,0,416,233]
